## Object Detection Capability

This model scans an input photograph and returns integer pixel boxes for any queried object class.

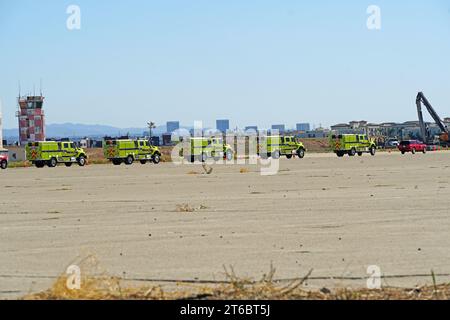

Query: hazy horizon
[1,1,449,130]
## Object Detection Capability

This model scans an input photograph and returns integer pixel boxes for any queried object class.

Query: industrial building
[271,124,285,133]
[296,123,311,132]
[331,119,450,142]
[244,126,258,133]
[166,121,180,133]
[216,119,230,133]
[17,95,46,145]
[296,128,330,138]
[162,133,174,146]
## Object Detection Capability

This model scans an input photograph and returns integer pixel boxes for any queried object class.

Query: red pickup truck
[0,150,8,169]
[398,140,427,154]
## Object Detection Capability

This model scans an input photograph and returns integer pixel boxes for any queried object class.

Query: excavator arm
[416,92,448,144]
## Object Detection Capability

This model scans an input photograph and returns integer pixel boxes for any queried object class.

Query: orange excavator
[416,92,449,146]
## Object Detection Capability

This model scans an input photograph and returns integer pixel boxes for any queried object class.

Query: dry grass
[240,168,250,174]
[301,138,331,153]
[175,204,208,212]
[7,161,32,168]
[175,203,196,212]
[159,147,173,163]
[85,148,109,165]
[85,148,104,162]
[23,261,450,300]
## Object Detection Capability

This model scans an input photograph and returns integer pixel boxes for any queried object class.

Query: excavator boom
[416,92,448,144]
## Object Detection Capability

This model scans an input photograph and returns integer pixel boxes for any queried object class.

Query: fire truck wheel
[286,154,293,159]
[125,155,134,165]
[271,150,280,159]
[65,163,73,167]
[152,154,161,164]
[78,156,86,166]
[297,149,305,159]
[140,160,147,164]
[0,160,7,170]
[112,159,122,165]
[370,146,376,156]
[35,161,45,168]
[348,148,356,157]
[48,158,57,167]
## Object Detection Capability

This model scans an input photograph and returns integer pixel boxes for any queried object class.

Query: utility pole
[147,121,156,144]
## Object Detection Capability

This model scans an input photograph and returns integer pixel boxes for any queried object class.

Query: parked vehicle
[182,137,234,163]
[0,150,8,170]
[103,138,161,165]
[384,139,399,149]
[26,141,88,168]
[398,140,427,154]
[330,134,376,157]
[258,135,306,159]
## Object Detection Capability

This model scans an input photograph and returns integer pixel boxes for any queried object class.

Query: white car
[384,139,399,148]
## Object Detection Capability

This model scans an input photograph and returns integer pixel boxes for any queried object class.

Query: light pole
[147,121,156,144]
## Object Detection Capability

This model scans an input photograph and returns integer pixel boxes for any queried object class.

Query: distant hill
[3,123,168,139]
[3,128,19,139]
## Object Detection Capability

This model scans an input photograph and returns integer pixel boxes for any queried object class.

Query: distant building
[296,123,310,132]
[150,136,160,146]
[93,140,103,148]
[331,121,368,135]
[79,138,92,149]
[245,126,258,134]
[271,124,285,133]
[444,118,450,127]
[162,133,173,146]
[17,95,46,145]
[330,123,351,133]
[297,128,330,139]
[6,146,26,162]
[166,121,180,133]
[78,138,103,149]
[216,119,230,133]
[330,120,447,142]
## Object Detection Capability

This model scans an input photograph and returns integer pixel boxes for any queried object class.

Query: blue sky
[1,0,449,129]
